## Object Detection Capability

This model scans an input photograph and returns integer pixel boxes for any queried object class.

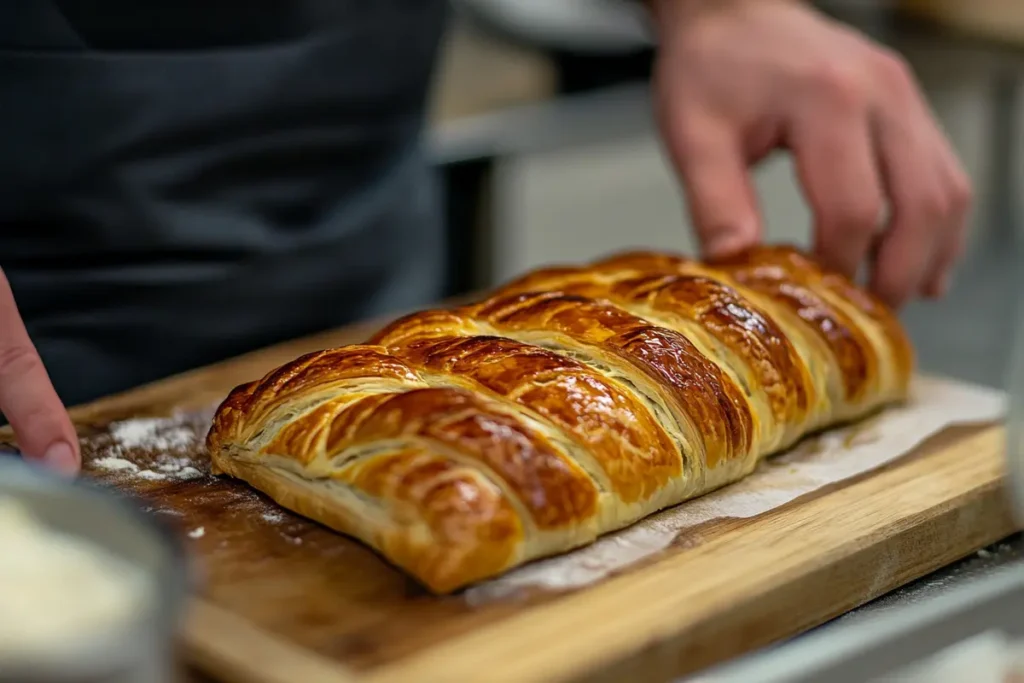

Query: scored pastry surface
[207,245,914,593]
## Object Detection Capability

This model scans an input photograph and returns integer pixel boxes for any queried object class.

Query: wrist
[646,0,802,40]
[644,0,732,42]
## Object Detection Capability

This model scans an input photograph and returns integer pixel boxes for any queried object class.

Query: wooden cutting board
[3,319,1018,683]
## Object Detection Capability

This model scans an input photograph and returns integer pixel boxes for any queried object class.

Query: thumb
[0,269,80,475]
[663,111,763,258]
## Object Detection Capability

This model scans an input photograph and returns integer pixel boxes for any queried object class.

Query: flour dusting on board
[464,375,1007,604]
[83,405,219,483]
[79,403,298,554]
[110,417,196,451]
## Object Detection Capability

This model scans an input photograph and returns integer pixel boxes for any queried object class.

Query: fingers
[920,136,973,297]
[0,269,80,475]
[872,137,966,305]
[655,29,970,308]
[790,107,884,280]
[868,74,971,307]
[791,48,971,308]
[662,107,763,259]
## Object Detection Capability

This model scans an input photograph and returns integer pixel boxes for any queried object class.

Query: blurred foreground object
[0,499,149,660]
[0,458,187,683]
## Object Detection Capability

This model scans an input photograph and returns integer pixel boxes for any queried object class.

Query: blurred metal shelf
[690,562,1024,683]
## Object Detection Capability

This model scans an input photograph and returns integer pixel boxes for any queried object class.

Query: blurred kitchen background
[427,0,1024,390]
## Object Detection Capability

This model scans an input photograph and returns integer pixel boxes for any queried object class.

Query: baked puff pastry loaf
[207,246,914,593]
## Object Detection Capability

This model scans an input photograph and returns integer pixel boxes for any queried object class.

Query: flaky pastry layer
[207,245,913,593]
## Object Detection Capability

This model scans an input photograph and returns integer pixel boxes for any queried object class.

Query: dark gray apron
[0,1,448,407]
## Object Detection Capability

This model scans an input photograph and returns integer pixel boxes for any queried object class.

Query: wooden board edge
[362,425,1017,683]
[182,599,361,683]
[581,479,1016,683]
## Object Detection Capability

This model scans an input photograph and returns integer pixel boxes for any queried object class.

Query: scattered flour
[261,511,285,524]
[140,507,183,518]
[155,457,202,480]
[84,407,306,548]
[85,410,214,483]
[109,417,196,452]
[91,457,139,473]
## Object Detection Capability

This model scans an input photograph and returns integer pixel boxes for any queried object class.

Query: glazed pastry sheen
[207,246,914,593]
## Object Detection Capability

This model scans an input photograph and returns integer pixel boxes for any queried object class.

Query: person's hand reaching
[0,268,80,475]
[649,0,972,308]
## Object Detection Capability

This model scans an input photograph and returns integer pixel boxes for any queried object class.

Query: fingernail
[42,441,79,475]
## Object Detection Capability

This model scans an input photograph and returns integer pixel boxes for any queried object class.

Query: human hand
[0,268,80,475]
[649,0,972,307]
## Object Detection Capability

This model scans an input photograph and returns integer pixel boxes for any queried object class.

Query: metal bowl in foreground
[0,456,190,683]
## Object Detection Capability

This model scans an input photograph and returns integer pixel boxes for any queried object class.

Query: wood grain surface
[1,316,1017,683]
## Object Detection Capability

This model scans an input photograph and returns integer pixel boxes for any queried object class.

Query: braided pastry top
[207,245,913,593]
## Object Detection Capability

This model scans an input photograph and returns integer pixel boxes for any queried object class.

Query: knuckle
[809,63,866,109]
[824,196,883,235]
[915,190,953,222]
[673,121,708,156]
[875,49,916,90]
[0,343,42,380]
[949,172,974,214]
[845,200,884,232]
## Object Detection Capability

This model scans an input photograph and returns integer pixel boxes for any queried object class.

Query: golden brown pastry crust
[207,245,914,593]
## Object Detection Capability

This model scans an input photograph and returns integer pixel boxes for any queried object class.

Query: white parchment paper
[464,375,1007,603]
